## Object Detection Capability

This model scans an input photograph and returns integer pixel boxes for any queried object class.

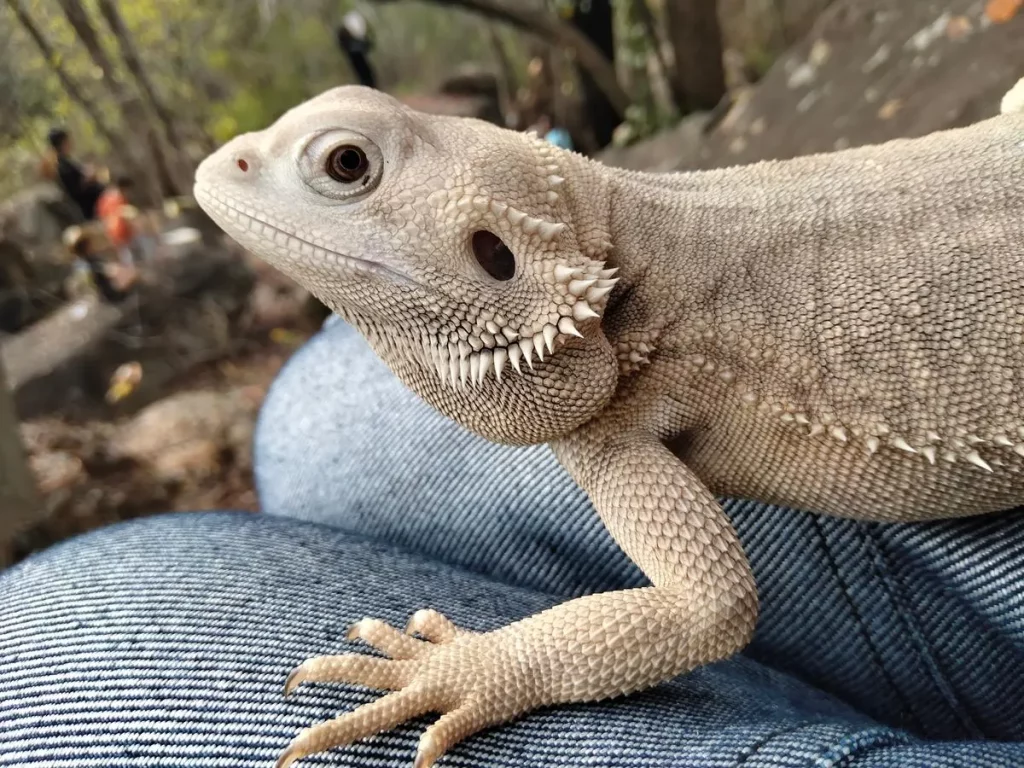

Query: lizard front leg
[276,424,757,768]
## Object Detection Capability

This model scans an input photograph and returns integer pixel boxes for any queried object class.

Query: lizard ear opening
[472,230,515,281]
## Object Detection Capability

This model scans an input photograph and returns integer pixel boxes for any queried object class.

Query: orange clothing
[96,188,133,247]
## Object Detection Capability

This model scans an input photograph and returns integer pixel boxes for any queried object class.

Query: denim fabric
[2,317,1023,766]
[4,512,1023,768]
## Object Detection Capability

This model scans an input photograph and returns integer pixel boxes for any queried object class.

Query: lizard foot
[278,610,493,768]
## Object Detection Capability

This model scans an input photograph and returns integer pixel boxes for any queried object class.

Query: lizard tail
[1001,76,1024,115]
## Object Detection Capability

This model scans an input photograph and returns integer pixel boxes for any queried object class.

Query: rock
[0,182,82,249]
[438,69,500,102]
[597,0,1023,175]
[399,68,503,126]
[29,450,85,495]
[0,183,82,332]
[697,0,1023,168]
[399,92,503,124]
[111,388,261,481]
[1,240,255,420]
[597,113,710,172]
[0,238,39,332]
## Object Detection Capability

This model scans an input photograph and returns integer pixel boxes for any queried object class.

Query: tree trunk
[3,0,121,149]
[371,0,630,115]
[54,0,178,202]
[567,0,619,149]
[0,353,39,568]
[663,0,727,113]
[95,0,195,187]
[486,24,519,127]
[634,0,676,109]
[612,0,658,138]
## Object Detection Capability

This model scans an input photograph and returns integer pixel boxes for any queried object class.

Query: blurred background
[0,0,1021,566]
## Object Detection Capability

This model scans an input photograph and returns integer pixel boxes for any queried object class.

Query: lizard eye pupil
[326,145,368,183]
[472,230,515,281]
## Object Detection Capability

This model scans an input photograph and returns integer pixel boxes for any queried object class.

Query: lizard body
[194,80,1024,767]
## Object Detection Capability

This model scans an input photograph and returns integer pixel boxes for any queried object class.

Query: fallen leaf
[270,327,303,346]
[986,0,1022,23]
[106,362,143,403]
[30,451,85,494]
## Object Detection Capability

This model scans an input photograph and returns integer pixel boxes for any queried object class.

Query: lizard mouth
[196,189,415,286]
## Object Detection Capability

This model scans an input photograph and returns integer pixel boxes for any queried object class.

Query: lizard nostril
[236,158,249,172]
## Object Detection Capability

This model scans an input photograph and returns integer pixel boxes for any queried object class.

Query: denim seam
[807,726,914,767]
[732,720,838,766]
[810,517,921,732]
[861,525,983,738]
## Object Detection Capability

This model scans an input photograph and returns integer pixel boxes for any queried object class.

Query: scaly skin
[193,81,1024,767]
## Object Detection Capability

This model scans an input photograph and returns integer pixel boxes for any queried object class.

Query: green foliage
[1,0,530,200]
[610,0,675,146]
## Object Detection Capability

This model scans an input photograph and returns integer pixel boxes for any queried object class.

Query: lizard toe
[279,624,530,766]
[283,653,412,696]
[347,617,431,659]
[404,608,471,643]
[414,702,485,768]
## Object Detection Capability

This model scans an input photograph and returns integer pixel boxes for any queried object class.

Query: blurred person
[66,226,135,304]
[96,177,157,266]
[336,10,377,88]
[47,127,106,221]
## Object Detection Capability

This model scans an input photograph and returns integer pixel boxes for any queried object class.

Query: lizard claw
[283,665,303,697]
[276,688,434,768]
[278,609,505,768]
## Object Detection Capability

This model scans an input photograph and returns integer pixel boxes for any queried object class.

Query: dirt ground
[8,254,318,565]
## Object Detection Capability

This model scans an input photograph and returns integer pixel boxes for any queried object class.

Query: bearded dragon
[194,77,1024,768]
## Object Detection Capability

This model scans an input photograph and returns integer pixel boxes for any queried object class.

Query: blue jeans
[2,317,1023,766]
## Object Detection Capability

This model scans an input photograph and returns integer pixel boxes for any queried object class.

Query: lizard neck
[577,161,761,367]
[603,166,754,313]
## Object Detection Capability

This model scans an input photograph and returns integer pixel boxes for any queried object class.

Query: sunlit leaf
[985,0,1022,23]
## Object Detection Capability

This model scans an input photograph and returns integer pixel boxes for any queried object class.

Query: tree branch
[372,0,630,115]
[95,0,196,179]
[3,0,121,148]
[55,0,181,198]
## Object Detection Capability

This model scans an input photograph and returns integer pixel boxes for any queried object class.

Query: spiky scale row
[721,367,1024,473]
[426,258,620,390]
[430,317,583,389]
[473,197,565,244]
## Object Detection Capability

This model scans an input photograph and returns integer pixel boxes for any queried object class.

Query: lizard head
[194,86,620,444]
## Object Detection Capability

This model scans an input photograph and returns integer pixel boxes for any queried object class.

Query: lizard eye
[326,145,368,183]
[300,130,383,200]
